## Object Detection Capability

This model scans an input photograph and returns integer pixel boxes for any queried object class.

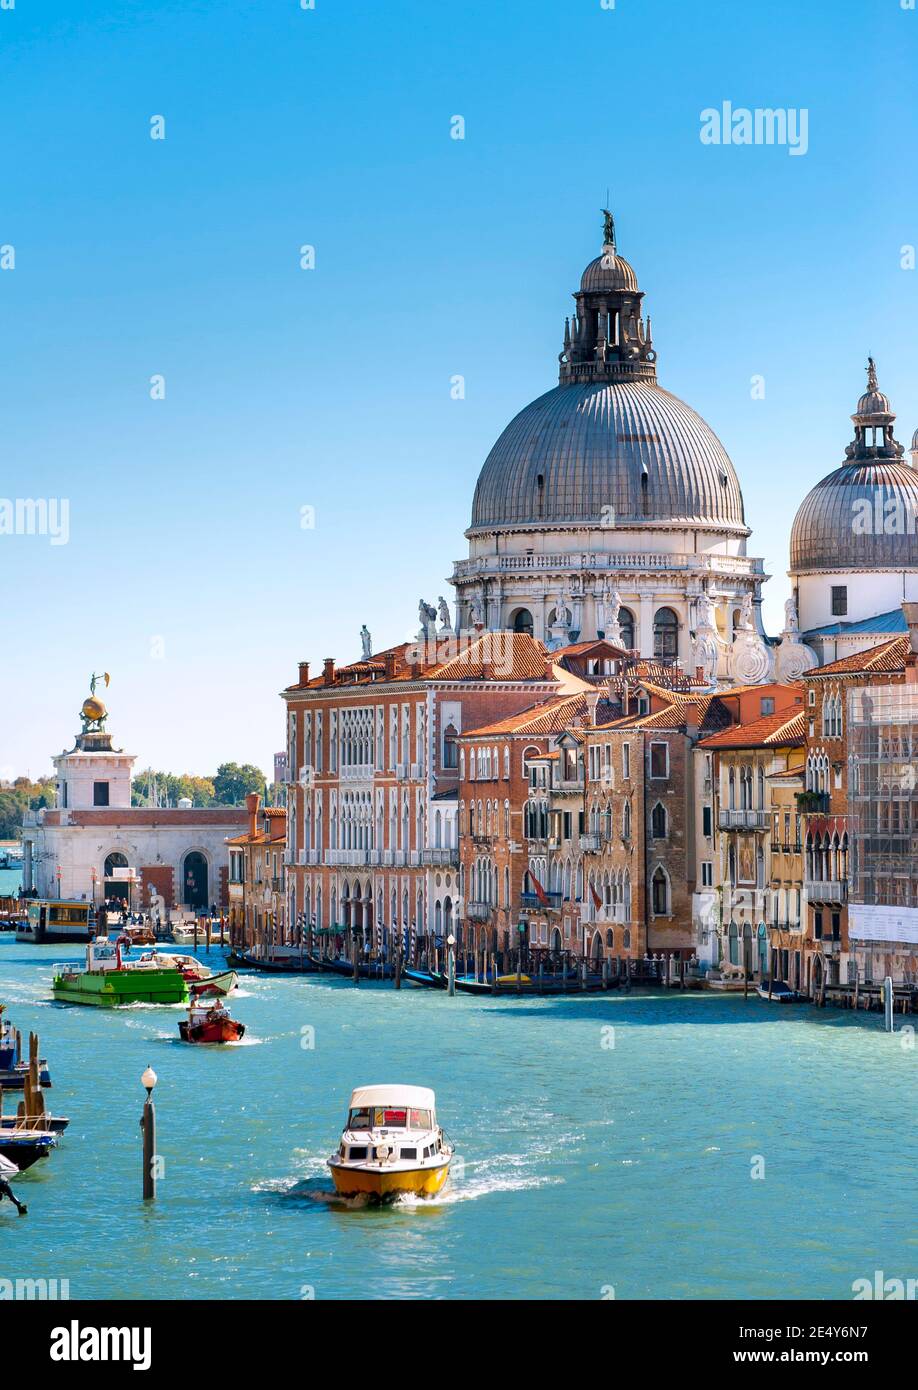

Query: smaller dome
[856,388,892,418]
[580,253,639,294]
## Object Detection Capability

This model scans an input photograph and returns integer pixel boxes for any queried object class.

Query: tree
[212,763,265,806]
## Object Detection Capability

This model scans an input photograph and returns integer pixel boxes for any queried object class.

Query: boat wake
[256,1151,563,1210]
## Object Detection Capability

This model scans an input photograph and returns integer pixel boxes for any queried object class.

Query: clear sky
[3,0,916,779]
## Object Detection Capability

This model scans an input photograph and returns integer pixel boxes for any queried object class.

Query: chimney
[544,654,555,680]
[298,661,310,685]
[586,691,601,726]
[903,603,918,655]
[684,700,699,742]
[245,791,261,838]
[323,657,336,685]
[903,603,918,682]
[384,650,398,679]
[482,660,495,681]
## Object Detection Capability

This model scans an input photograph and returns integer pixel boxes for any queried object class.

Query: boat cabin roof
[348,1084,436,1111]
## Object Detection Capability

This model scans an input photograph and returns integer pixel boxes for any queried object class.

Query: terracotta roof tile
[462,691,616,738]
[698,708,807,750]
[805,636,909,678]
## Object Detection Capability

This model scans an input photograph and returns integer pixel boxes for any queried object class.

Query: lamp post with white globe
[446,933,456,997]
[140,1066,158,1201]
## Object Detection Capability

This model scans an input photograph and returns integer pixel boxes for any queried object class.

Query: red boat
[178,986,245,1045]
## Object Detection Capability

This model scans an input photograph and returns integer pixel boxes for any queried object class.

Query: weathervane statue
[80,671,110,732]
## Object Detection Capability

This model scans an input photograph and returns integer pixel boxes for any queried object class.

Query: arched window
[653,607,679,661]
[650,802,667,839]
[623,800,632,840]
[651,866,670,915]
[443,722,458,769]
[618,607,635,650]
[512,608,534,636]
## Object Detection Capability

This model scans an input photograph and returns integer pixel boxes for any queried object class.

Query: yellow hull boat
[328,1084,452,1201]
[329,1156,450,1198]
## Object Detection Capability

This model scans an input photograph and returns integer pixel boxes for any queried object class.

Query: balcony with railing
[327,848,373,867]
[466,901,493,920]
[718,808,769,830]
[797,791,831,813]
[419,848,458,867]
[579,833,602,852]
[805,879,848,903]
[520,890,563,911]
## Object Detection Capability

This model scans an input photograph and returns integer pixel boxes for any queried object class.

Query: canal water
[0,939,915,1300]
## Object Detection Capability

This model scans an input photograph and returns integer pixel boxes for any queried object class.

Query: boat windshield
[348,1106,432,1130]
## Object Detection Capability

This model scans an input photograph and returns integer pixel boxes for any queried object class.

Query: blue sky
[3,0,917,778]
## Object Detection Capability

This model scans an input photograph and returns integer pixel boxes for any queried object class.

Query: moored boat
[0,1128,56,1171]
[756,980,807,1003]
[402,967,448,989]
[52,938,188,1008]
[178,985,245,1044]
[314,956,395,980]
[327,1085,451,1199]
[0,1008,51,1088]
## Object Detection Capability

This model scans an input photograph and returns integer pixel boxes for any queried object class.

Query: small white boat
[327,1085,452,1199]
[169,925,201,945]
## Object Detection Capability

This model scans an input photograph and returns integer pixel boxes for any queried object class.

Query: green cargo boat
[53,939,188,1008]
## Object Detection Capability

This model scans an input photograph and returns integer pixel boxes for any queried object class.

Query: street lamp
[140,1066,158,1200]
[446,933,456,996]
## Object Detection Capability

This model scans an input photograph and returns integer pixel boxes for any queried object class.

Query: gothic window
[650,802,667,839]
[651,867,670,916]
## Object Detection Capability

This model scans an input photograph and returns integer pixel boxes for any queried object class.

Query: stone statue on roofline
[730,591,775,684]
[417,599,437,639]
[360,625,372,661]
[774,592,818,681]
[437,595,452,634]
[692,594,720,687]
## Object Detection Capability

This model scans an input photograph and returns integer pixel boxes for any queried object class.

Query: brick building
[226,794,287,950]
[281,631,581,954]
[699,708,807,984]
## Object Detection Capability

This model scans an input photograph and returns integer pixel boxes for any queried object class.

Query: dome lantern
[847,357,902,462]
[559,209,657,388]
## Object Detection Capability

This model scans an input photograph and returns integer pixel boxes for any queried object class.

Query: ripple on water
[1,943,915,1299]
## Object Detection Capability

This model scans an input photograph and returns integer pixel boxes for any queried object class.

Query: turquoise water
[0,866,22,897]
[1,938,916,1300]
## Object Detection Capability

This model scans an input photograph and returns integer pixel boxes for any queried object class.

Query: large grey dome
[469,380,746,532]
[790,460,918,572]
[790,362,918,573]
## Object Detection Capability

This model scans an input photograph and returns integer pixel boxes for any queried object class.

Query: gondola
[314,956,395,981]
[402,967,448,989]
[237,951,319,974]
